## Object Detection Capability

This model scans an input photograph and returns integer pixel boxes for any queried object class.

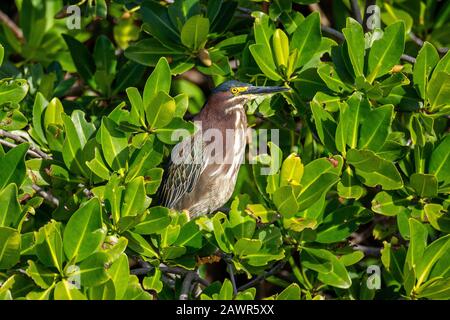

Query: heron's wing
[159,132,205,209]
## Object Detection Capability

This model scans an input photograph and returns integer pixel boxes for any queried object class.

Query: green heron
[159,80,289,218]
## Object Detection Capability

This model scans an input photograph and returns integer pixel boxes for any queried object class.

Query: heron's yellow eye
[231,87,239,94]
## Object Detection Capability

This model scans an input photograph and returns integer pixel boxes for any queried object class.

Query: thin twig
[350,0,363,24]
[0,129,52,159]
[353,245,381,256]
[227,263,238,296]
[0,9,23,42]
[409,32,424,47]
[132,262,210,287]
[32,184,60,207]
[179,272,196,300]
[409,32,448,54]
[401,54,416,64]
[238,261,286,291]
[0,138,42,158]
[321,26,345,41]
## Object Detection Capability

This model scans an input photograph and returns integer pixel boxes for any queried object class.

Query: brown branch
[401,54,416,64]
[409,32,448,54]
[179,272,196,300]
[0,138,42,158]
[0,9,24,42]
[32,184,60,207]
[227,262,238,297]
[0,129,52,159]
[350,0,363,24]
[321,25,345,41]
[238,261,286,291]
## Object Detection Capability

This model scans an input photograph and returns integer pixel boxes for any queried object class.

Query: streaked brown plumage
[159,80,289,217]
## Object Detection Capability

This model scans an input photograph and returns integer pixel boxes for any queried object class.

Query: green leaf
[298,172,339,211]
[212,212,232,253]
[181,15,210,50]
[234,238,262,257]
[371,191,410,216]
[301,247,352,289]
[63,198,105,263]
[126,87,144,126]
[316,206,372,243]
[416,278,450,300]
[124,231,159,258]
[0,227,20,269]
[88,280,115,300]
[145,91,176,130]
[339,251,364,266]
[291,11,321,68]
[54,280,87,300]
[342,17,365,77]
[124,38,183,67]
[424,204,450,233]
[342,92,371,149]
[62,34,96,88]
[143,269,163,293]
[429,135,450,186]
[273,186,298,218]
[0,184,21,228]
[143,57,171,109]
[367,21,405,82]
[0,143,29,189]
[62,114,88,176]
[35,221,64,272]
[347,149,403,190]
[229,195,255,240]
[25,260,57,289]
[358,104,394,152]
[413,42,439,99]
[433,50,450,76]
[276,283,301,300]
[72,252,111,287]
[252,11,275,57]
[416,234,450,286]
[127,136,163,182]
[107,253,129,300]
[86,147,110,181]
[144,168,164,195]
[249,44,282,81]
[410,173,438,198]
[310,100,338,153]
[218,279,233,300]
[427,71,450,113]
[25,286,54,300]
[280,153,303,187]
[405,219,428,272]
[100,117,128,170]
[94,35,116,76]
[272,29,289,68]
[174,220,203,249]
[337,165,366,199]
[122,275,152,300]
[121,176,147,217]
[0,79,29,105]
[141,2,181,46]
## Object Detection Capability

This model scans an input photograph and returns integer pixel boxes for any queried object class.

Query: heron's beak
[245,85,291,96]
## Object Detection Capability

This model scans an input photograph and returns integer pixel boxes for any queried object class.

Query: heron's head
[211,80,290,107]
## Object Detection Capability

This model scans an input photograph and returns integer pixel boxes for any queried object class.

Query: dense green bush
[0,0,449,300]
